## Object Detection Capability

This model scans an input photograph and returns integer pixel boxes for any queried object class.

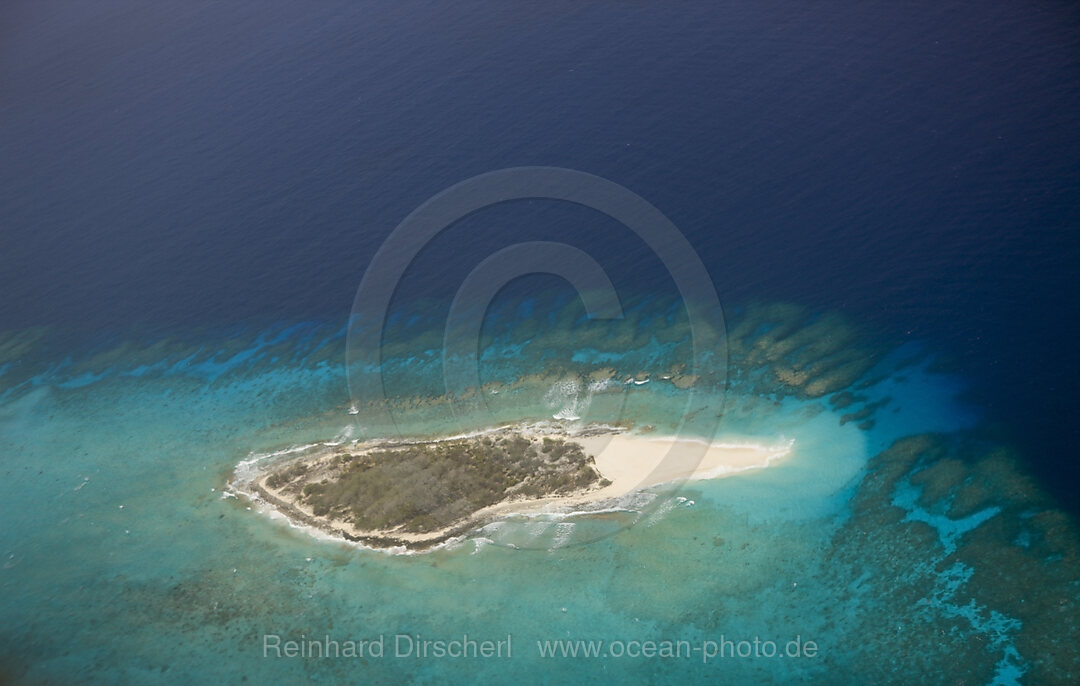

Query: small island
[238,425,794,551]
[254,430,610,549]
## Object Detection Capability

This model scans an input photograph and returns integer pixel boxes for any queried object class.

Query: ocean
[1,1,1078,683]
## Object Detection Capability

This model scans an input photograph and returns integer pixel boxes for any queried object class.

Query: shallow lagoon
[1,297,1076,683]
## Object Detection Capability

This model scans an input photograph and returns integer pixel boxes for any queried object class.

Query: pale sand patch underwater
[234,426,794,551]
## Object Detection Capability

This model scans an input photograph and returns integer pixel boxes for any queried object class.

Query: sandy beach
[573,433,792,499]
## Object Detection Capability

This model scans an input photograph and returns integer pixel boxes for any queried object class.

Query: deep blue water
[1,2,1079,682]
[3,0,1076,508]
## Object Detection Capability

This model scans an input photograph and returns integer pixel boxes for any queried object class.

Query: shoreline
[232,425,794,551]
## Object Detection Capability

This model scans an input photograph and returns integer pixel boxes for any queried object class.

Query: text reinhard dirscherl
[261,634,819,663]
[263,634,512,660]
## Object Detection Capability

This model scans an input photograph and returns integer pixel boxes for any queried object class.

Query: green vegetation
[265,463,307,489]
[267,433,602,534]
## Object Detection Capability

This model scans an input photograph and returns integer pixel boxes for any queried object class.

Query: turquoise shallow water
[0,300,1077,684]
